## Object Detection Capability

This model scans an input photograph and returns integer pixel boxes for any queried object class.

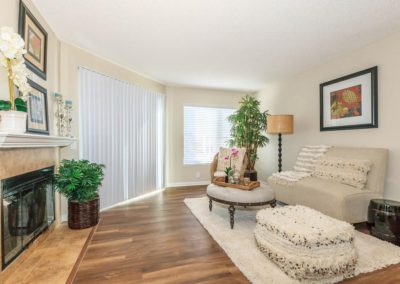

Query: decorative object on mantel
[53,93,73,137]
[267,114,294,172]
[0,26,31,133]
[27,79,49,135]
[65,99,73,137]
[18,1,48,80]
[54,159,105,229]
[228,95,269,181]
[320,66,378,131]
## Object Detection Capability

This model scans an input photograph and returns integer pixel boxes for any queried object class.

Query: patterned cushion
[312,156,371,189]
[216,147,246,172]
[293,145,331,173]
[254,205,357,281]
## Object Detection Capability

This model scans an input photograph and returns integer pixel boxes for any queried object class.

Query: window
[184,105,235,165]
[79,67,165,210]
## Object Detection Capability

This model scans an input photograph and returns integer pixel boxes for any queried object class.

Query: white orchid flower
[0,26,31,102]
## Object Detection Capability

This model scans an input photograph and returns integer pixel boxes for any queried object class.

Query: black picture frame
[18,1,48,80]
[320,66,378,131]
[26,79,49,135]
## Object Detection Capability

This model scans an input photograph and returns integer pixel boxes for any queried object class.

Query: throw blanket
[269,145,331,186]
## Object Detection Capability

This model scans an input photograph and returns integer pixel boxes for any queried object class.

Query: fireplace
[1,167,55,269]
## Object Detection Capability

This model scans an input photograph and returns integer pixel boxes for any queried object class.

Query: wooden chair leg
[228,205,235,229]
[209,198,213,212]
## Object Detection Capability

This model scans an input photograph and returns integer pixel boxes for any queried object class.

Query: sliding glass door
[79,67,165,209]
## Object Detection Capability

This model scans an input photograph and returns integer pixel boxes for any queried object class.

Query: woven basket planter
[68,197,99,229]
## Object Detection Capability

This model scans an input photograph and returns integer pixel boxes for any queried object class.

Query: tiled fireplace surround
[0,133,75,277]
[0,147,59,274]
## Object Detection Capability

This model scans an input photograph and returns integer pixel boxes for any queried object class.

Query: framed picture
[18,1,48,80]
[27,79,49,135]
[320,66,378,131]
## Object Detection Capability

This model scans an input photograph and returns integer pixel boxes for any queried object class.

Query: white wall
[166,86,247,186]
[256,32,400,201]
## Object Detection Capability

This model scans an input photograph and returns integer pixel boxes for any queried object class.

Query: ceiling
[34,0,400,92]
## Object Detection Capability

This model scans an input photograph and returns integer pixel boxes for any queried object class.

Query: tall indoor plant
[228,95,269,181]
[0,27,30,133]
[54,159,105,229]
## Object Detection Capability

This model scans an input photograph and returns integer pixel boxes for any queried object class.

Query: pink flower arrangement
[224,148,239,175]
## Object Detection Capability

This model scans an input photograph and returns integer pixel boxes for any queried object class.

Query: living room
[1,0,400,283]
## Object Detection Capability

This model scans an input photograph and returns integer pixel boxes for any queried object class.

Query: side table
[367,199,400,245]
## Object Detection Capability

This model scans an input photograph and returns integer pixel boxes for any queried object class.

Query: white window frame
[183,104,235,166]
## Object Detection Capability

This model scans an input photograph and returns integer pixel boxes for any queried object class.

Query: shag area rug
[184,197,400,284]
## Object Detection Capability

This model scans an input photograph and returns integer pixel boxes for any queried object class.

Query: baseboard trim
[61,214,68,223]
[100,189,166,212]
[166,181,210,188]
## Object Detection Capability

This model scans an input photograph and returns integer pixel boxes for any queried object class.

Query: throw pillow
[294,145,331,173]
[216,147,246,172]
[312,156,371,189]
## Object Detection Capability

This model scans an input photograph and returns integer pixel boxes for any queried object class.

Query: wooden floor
[73,186,400,284]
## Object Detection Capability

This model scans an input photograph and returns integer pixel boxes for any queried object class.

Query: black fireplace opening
[1,166,55,269]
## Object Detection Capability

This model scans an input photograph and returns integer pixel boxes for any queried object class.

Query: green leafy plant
[54,159,105,202]
[228,95,269,171]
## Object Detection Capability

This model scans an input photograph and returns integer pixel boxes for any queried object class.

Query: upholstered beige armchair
[210,152,249,182]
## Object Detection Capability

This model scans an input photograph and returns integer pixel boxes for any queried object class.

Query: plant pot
[224,176,229,183]
[0,110,27,133]
[68,197,99,229]
[244,170,258,181]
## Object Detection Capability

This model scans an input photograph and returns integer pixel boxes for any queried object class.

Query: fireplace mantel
[0,132,76,148]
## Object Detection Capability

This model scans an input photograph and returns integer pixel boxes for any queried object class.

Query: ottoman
[207,183,275,229]
[254,205,357,281]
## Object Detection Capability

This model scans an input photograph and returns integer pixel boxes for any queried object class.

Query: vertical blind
[184,105,235,165]
[79,67,165,210]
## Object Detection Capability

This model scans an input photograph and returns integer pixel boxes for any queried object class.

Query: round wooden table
[207,183,276,229]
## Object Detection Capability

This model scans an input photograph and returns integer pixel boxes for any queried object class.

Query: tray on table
[212,177,260,191]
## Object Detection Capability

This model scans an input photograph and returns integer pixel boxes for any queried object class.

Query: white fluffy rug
[184,197,400,284]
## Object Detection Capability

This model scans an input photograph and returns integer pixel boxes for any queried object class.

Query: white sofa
[268,147,388,224]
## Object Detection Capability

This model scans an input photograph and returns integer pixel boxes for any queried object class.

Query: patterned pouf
[254,205,357,281]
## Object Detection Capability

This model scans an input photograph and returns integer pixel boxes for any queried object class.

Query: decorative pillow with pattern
[216,147,246,172]
[294,145,331,173]
[312,156,371,189]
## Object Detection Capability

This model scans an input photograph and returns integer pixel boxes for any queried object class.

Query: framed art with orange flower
[18,1,48,80]
[320,67,378,131]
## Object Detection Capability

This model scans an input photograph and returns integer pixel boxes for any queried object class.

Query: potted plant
[228,95,269,181]
[0,27,30,133]
[54,159,105,229]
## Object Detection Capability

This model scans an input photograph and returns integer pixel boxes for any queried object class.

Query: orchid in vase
[223,148,239,182]
[0,27,30,111]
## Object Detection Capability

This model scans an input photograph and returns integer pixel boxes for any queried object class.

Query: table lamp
[267,115,294,172]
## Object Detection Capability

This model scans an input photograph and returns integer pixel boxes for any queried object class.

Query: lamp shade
[267,115,294,134]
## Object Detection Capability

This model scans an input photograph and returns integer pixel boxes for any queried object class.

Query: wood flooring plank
[72,186,400,284]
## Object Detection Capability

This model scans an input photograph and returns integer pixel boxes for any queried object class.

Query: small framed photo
[27,79,49,135]
[320,66,378,131]
[19,1,48,80]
